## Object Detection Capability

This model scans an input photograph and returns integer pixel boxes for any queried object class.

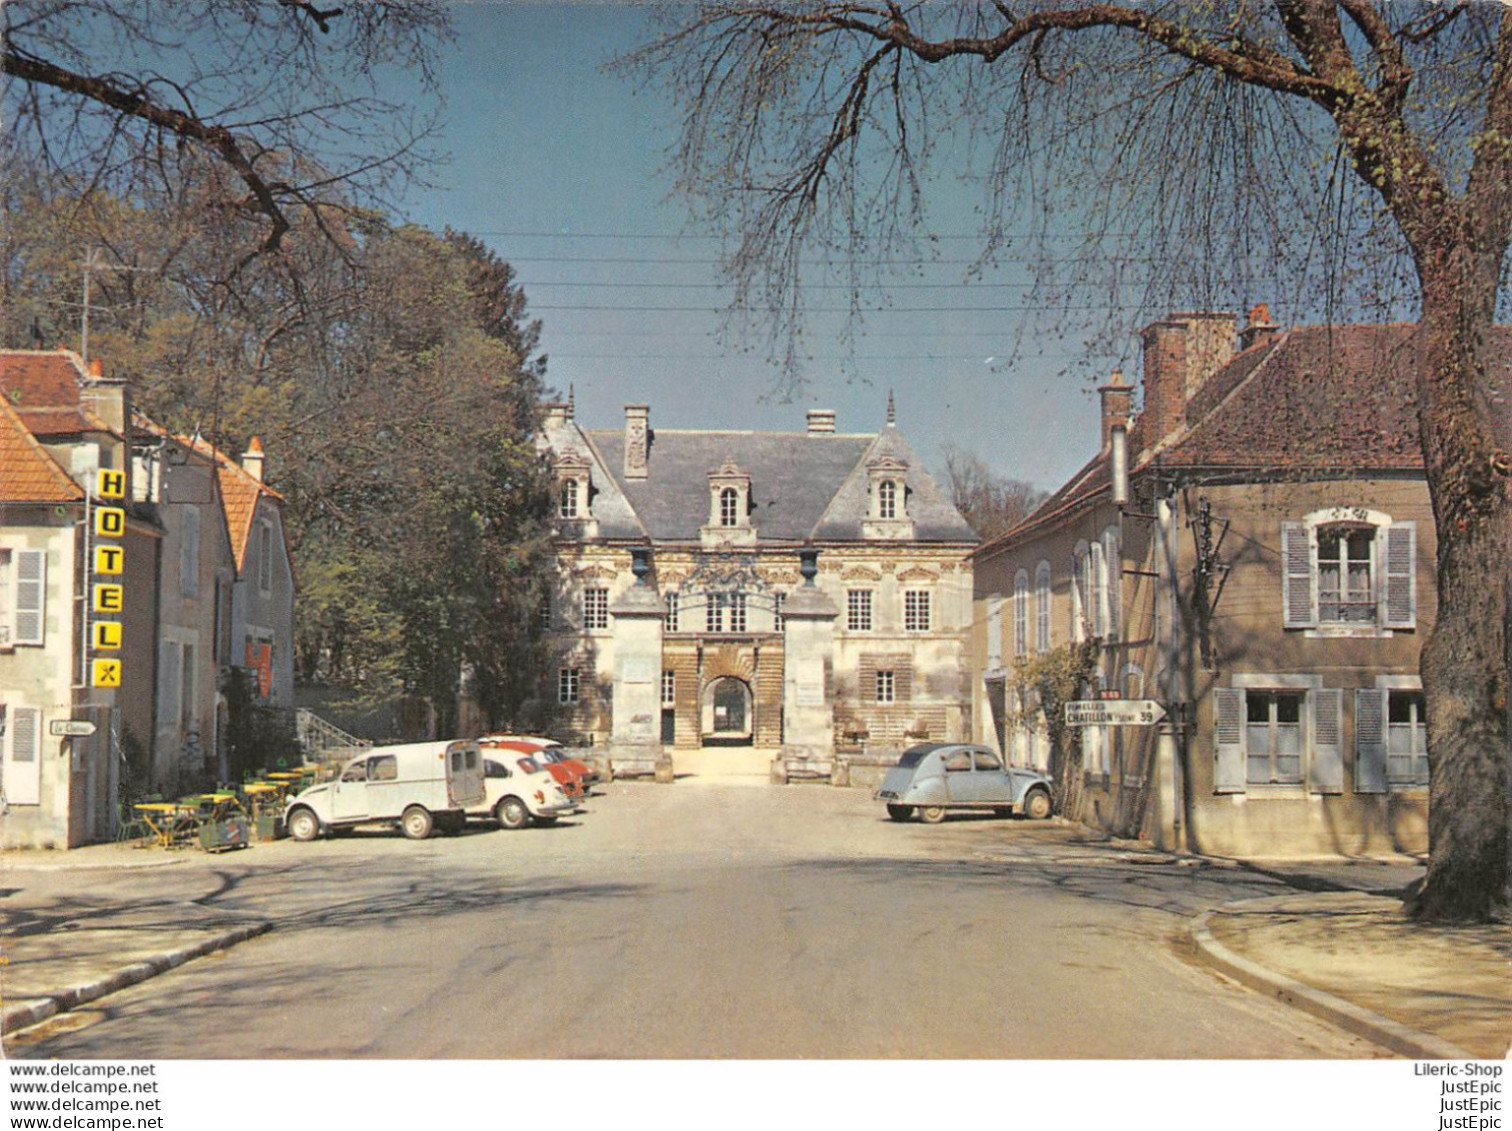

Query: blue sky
[401,2,1112,492]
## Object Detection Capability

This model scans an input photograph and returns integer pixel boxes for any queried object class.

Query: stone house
[970,309,1503,857]
[0,348,295,845]
[538,398,976,769]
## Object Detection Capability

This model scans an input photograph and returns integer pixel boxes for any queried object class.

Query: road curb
[1,920,272,1036]
[1189,905,1473,1060]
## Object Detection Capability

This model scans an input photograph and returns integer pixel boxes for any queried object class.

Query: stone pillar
[609,548,670,780]
[781,548,838,761]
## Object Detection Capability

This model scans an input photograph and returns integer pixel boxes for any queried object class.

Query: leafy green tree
[631,2,1512,922]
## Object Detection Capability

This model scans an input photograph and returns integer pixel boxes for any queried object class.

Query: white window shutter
[7,705,42,804]
[14,549,46,645]
[1309,688,1344,794]
[1280,523,1316,628]
[1381,522,1416,630]
[1213,688,1245,793]
[1354,688,1388,793]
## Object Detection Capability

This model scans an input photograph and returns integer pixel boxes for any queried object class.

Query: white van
[285,740,486,841]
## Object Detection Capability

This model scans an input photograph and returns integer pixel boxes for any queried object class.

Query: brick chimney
[1239,302,1281,351]
[241,436,265,483]
[806,409,836,434]
[624,404,650,479]
[1098,368,1132,452]
[1138,311,1236,446]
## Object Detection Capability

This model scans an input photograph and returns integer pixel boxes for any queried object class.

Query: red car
[479,737,587,799]
[489,735,602,790]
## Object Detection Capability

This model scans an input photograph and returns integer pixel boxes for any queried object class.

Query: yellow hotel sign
[92,621,122,651]
[91,658,122,688]
[95,507,126,538]
[94,544,124,575]
[92,583,124,613]
[96,468,126,499]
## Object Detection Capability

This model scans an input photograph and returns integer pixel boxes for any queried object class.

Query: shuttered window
[5,705,42,805]
[1012,573,1028,657]
[1034,562,1051,652]
[180,508,201,597]
[1281,517,1416,631]
[7,549,48,647]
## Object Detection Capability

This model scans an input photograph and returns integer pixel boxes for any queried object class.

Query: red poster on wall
[245,643,273,700]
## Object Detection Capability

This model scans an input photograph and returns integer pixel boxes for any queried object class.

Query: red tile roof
[0,349,85,408]
[982,322,1511,551]
[184,436,284,572]
[0,395,84,504]
[1,350,120,438]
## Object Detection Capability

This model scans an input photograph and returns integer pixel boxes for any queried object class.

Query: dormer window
[702,457,756,547]
[863,455,914,540]
[553,452,595,534]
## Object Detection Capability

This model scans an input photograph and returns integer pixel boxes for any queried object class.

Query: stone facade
[971,310,1504,858]
[538,401,976,765]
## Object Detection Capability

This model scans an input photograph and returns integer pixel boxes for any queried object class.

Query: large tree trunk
[1406,270,1511,923]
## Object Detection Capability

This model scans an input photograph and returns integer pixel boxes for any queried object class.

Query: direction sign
[49,720,98,737]
[1064,699,1168,727]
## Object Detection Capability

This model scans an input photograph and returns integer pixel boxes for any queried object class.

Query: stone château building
[538,397,976,769]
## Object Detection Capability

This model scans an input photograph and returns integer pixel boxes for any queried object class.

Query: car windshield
[896,743,947,769]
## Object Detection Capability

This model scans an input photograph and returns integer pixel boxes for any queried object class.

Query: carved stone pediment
[841,565,883,582]
[896,566,939,583]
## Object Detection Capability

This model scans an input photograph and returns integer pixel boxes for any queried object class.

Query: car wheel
[886,804,914,822]
[287,807,320,842]
[1022,788,1052,820]
[496,796,530,830]
[918,805,947,824]
[401,805,434,840]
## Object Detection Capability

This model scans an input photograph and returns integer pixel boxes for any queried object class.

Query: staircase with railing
[295,708,372,767]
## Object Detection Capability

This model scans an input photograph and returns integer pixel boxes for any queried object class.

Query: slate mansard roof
[547,411,976,545]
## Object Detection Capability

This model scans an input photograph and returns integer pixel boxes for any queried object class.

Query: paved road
[6,780,1386,1058]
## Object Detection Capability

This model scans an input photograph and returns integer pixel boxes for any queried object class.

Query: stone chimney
[806,409,836,434]
[1239,302,1281,351]
[1098,368,1132,452]
[79,355,128,435]
[624,404,650,479]
[1138,311,1236,446]
[241,436,265,483]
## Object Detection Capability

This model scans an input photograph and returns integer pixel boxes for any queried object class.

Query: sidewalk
[2,842,272,1038]
[1191,857,1511,1060]
[3,841,1508,1058]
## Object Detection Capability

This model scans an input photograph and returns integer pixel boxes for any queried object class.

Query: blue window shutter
[1354,688,1387,793]
[1381,523,1416,630]
[1281,523,1316,628]
[1213,688,1245,793]
[1309,689,1344,793]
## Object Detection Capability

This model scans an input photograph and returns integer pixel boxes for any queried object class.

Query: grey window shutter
[1381,522,1416,630]
[1281,522,1316,628]
[1354,688,1388,793]
[14,549,46,645]
[1309,688,1344,793]
[9,706,42,804]
[1213,688,1245,793]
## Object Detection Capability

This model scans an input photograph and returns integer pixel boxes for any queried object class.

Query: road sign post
[49,720,98,738]
[1064,700,1168,727]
